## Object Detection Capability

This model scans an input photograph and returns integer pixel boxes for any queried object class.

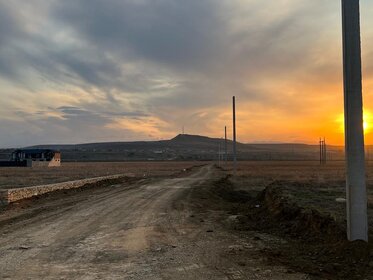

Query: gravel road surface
[0,165,308,279]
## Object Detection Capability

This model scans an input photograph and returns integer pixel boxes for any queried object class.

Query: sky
[1,0,373,147]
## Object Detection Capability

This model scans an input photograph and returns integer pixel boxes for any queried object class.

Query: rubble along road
[0,165,307,280]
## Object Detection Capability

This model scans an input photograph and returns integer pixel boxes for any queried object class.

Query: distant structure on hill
[0,149,61,167]
[12,149,61,167]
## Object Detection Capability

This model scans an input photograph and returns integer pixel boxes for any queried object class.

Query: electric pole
[323,137,327,164]
[225,126,228,163]
[342,0,368,241]
[320,138,322,165]
[233,96,237,175]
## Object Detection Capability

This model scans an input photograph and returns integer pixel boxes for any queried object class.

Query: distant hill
[0,134,345,162]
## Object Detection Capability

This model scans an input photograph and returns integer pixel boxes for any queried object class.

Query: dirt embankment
[196,175,373,280]
[253,182,345,240]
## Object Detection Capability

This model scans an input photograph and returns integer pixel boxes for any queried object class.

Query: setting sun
[363,111,372,134]
[337,111,372,135]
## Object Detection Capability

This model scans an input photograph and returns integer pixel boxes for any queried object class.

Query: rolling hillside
[0,134,345,162]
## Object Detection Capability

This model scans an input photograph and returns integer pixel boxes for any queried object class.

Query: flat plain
[0,161,372,279]
[225,161,373,224]
[0,161,203,189]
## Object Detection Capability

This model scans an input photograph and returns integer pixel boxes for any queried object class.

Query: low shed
[11,149,61,167]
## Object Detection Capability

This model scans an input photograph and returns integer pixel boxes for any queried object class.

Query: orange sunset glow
[0,1,373,147]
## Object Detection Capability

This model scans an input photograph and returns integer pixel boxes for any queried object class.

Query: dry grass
[223,160,373,235]
[223,160,373,190]
[0,161,205,189]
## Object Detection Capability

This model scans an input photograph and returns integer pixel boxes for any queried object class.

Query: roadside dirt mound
[208,177,373,279]
[212,177,344,241]
[258,182,345,241]
[213,175,251,203]
[255,182,371,279]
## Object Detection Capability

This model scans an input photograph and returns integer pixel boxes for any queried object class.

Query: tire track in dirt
[0,165,308,280]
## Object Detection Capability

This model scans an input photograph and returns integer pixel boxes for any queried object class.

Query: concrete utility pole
[225,126,228,163]
[323,137,327,164]
[320,137,327,165]
[342,0,368,241]
[232,96,237,175]
[319,138,323,165]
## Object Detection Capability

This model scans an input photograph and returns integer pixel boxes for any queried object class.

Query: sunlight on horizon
[337,111,372,136]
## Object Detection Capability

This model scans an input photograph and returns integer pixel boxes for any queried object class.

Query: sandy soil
[0,165,308,280]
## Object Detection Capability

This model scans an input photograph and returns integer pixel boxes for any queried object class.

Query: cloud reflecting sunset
[0,0,373,147]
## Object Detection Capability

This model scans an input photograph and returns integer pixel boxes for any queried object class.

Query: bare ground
[0,161,203,189]
[0,164,372,279]
[202,173,373,279]
[0,165,310,280]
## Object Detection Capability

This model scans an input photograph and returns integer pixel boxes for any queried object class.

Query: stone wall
[0,174,129,204]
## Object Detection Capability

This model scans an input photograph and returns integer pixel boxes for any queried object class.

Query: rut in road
[0,165,307,280]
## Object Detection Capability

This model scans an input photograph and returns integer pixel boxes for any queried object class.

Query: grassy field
[0,161,204,189]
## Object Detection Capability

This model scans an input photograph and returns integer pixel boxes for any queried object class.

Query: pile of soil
[255,182,345,241]
[206,176,373,279]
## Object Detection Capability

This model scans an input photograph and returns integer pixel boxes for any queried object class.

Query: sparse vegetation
[0,161,202,189]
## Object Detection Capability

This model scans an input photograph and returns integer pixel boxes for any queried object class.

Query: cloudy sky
[1,0,373,147]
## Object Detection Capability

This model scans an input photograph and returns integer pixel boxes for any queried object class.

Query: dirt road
[0,165,307,279]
